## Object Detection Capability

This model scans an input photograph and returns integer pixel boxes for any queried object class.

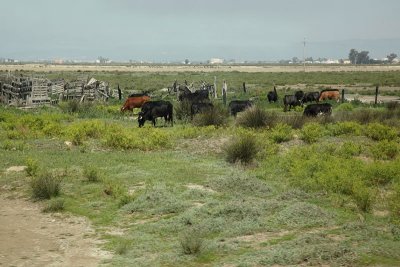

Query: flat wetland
[1,64,400,266]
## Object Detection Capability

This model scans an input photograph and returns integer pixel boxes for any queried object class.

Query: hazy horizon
[1,0,399,62]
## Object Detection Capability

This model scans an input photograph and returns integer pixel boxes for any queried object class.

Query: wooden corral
[0,73,112,107]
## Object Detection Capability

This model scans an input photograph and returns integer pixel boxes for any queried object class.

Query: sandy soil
[1,64,400,73]
[0,195,112,267]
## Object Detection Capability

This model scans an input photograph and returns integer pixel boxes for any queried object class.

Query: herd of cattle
[120,86,340,127]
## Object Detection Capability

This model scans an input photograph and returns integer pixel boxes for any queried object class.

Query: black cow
[267,86,278,103]
[138,100,173,127]
[191,102,214,117]
[283,95,302,112]
[228,100,252,117]
[302,92,320,103]
[303,103,332,117]
[179,89,209,103]
[295,90,304,101]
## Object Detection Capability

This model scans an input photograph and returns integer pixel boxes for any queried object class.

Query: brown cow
[319,89,340,102]
[121,94,150,112]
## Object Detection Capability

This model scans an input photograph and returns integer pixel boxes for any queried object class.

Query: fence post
[341,89,345,103]
[375,86,379,105]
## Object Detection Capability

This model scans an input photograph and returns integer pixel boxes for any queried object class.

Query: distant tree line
[349,49,397,64]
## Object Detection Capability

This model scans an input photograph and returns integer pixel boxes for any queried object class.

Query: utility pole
[303,37,306,73]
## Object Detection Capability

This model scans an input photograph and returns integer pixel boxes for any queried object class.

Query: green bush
[42,198,65,213]
[269,123,293,143]
[279,114,309,129]
[300,122,326,143]
[351,181,375,212]
[30,171,62,200]
[236,106,274,128]
[329,121,362,136]
[338,142,362,158]
[365,123,398,141]
[336,103,354,111]
[225,134,259,164]
[364,161,400,186]
[25,158,39,177]
[175,100,192,122]
[370,140,399,160]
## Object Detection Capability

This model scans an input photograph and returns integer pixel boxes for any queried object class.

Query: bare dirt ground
[0,195,112,267]
[1,64,400,73]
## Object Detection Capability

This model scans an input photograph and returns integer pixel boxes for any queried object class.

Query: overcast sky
[1,0,399,61]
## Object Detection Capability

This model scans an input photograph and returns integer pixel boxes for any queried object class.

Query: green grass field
[1,70,400,266]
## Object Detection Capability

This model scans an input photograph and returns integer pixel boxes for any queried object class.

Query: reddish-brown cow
[319,89,340,102]
[121,95,151,112]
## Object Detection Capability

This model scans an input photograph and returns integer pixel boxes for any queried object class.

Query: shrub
[336,103,354,111]
[387,101,400,111]
[115,239,132,255]
[279,114,308,129]
[236,106,274,128]
[83,167,100,182]
[270,123,293,143]
[338,142,362,158]
[329,121,362,136]
[389,183,400,219]
[364,161,400,186]
[300,122,326,143]
[42,198,65,213]
[225,134,259,164]
[175,100,192,122]
[370,140,399,160]
[192,105,228,127]
[365,123,398,141]
[30,171,62,200]
[25,158,39,177]
[180,229,204,255]
[351,182,375,213]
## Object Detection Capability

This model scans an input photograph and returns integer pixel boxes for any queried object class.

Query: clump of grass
[269,123,293,143]
[225,134,259,164]
[25,158,39,177]
[271,202,332,228]
[83,167,100,182]
[336,102,354,111]
[30,171,62,200]
[42,198,65,213]
[175,100,192,122]
[387,101,400,111]
[389,183,400,219]
[115,239,132,255]
[180,229,204,255]
[236,106,274,128]
[279,113,309,129]
[192,105,228,127]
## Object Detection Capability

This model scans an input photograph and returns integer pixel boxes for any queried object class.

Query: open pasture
[1,67,400,266]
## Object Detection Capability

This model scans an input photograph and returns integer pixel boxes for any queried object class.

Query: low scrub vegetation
[225,134,259,164]
[30,171,62,200]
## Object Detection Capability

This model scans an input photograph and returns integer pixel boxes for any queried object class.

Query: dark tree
[292,57,299,63]
[387,53,398,63]
[357,51,370,64]
[349,49,358,64]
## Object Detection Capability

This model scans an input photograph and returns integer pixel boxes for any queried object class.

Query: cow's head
[138,111,146,127]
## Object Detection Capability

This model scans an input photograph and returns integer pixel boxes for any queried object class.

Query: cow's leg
[152,118,156,127]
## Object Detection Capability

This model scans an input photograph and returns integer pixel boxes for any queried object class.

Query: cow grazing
[267,86,278,103]
[138,100,173,127]
[295,90,304,101]
[303,103,332,117]
[179,89,209,103]
[121,93,150,112]
[283,95,302,112]
[319,89,340,102]
[302,91,320,103]
[228,100,252,117]
[191,102,214,117]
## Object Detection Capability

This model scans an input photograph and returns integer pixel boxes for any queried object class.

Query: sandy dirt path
[0,196,112,267]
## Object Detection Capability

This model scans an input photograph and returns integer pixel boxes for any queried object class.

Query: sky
[1,0,399,62]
